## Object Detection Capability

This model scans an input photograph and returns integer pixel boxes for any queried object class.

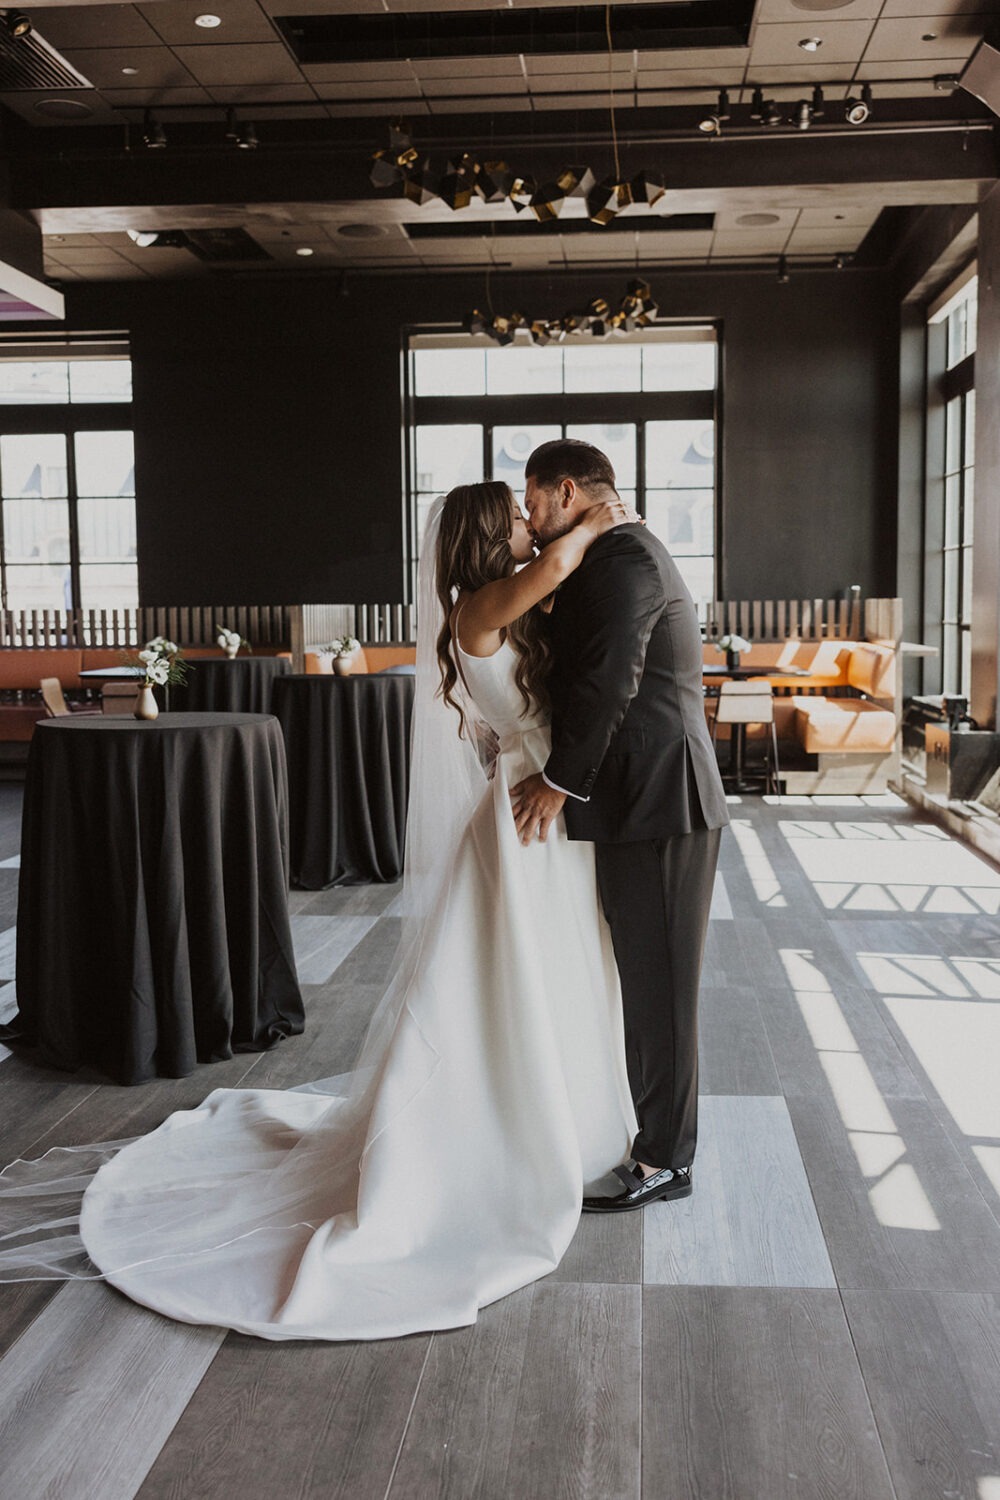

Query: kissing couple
[1,438,729,1342]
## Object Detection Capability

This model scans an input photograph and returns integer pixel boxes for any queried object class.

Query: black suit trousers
[595,824,721,1168]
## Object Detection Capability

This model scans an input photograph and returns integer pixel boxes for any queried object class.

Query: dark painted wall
[64,265,899,606]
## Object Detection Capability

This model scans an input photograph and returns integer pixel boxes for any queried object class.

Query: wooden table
[704,664,811,790]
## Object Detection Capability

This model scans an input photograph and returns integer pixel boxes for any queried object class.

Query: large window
[927,273,976,696]
[405,328,719,609]
[0,346,136,613]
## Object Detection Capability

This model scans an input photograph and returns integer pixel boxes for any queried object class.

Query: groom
[511,438,729,1213]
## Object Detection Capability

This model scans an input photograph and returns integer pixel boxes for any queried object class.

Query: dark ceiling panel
[276,1,754,65]
[31,6,164,51]
[138,0,283,48]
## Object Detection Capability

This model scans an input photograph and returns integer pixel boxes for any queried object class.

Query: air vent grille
[0,29,92,91]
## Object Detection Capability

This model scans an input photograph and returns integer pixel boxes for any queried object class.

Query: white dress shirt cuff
[542,771,589,802]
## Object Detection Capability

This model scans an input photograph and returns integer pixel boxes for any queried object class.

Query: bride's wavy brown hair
[435,481,551,737]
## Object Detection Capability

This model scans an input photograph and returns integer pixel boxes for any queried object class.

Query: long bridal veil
[0,496,487,1284]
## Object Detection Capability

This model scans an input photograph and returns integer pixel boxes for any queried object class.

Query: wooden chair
[40,678,100,719]
[711,680,780,796]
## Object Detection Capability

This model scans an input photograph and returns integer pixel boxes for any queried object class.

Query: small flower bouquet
[217,627,250,658]
[134,636,189,688]
[324,636,362,676]
[715,632,751,670]
[326,635,360,659]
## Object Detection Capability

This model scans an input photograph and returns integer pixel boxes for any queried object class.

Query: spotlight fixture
[763,99,784,127]
[777,255,790,284]
[698,88,731,136]
[794,98,812,130]
[833,253,848,270]
[4,10,31,38]
[845,83,873,124]
[125,230,187,249]
[296,247,314,257]
[142,110,166,149]
[798,36,822,51]
[812,84,826,118]
[237,121,258,150]
[225,107,240,143]
[195,13,221,26]
[126,230,161,247]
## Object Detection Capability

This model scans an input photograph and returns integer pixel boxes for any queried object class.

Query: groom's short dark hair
[525,438,617,493]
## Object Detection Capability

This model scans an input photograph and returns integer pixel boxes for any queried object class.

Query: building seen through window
[0,350,136,613]
[406,329,719,611]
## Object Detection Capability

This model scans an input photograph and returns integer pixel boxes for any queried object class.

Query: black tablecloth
[170,656,292,714]
[9,713,304,1084]
[271,674,414,888]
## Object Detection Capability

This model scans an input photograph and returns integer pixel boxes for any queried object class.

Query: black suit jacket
[544,524,729,843]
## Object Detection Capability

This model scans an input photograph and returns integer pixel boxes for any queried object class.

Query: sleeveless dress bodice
[456,638,547,747]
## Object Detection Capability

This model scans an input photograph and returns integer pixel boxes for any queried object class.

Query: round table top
[78,666,145,680]
[703,663,811,679]
[36,711,277,734]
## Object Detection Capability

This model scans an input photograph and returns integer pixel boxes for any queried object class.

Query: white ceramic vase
[225,644,239,659]
[332,654,355,676]
[133,683,159,721]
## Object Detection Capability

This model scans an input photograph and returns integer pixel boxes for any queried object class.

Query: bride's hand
[579,498,640,539]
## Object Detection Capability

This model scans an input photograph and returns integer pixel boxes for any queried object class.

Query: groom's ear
[560,479,577,509]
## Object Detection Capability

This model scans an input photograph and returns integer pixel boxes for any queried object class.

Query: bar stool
[711,679,780,795]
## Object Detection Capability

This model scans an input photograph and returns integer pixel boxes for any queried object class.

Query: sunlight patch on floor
[730,819,786,907]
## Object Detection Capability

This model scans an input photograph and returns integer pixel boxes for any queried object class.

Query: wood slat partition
[701,596,881,642]
[0,606,292,650]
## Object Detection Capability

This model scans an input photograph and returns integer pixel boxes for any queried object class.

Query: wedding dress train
[70,637,636,1340]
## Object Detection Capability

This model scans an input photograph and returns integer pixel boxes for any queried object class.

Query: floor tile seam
[382,1333,434,1500]
[836,1296,915,1500]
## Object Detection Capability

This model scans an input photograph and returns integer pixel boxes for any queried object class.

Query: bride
[0,483,637,1341]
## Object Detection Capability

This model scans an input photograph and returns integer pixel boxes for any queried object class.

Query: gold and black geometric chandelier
[463,279,659,346]
[370,121,665,227]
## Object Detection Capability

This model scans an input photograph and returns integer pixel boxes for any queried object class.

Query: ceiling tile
[753,0,882,19]
[714,205,800,229]
[206,82,322,103]
[638,88,719,104]
[636,67,746,86]
[171,42,303,84]
[61,46,199,88]
[745,61,857,81]
[138,0,280,46]
[527,73,625,92]
[869,76,954,92]
[311,79,424,98]
[326,99,431,114]
[749,18,876,65]
[426,95,527,112]
[300,60,417,82]
[99,84,214,104]
[33,5,164,50]
[637,231,715,252]
[861,14,984,61]
[711,228,792,253]
[795,204,879,225]
[420,75,527,96]
[523,50,634,74]
[256,0,383,12]
[881,0,994,13]
[640,47,751,69]
[410,55,525,78]
[0,91,121,125]
[44,234,102,247]
[784,224,869,246]
[854,53,969,74]
[530,91,626,109]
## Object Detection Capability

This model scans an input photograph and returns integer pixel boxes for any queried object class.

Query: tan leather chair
[711,680,780,795]
[40,678,100,719]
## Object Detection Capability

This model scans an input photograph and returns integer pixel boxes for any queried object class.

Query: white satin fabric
[77,640,636,1341]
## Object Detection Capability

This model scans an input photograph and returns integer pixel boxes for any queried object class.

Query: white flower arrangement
[716,633,751,654]
[128,635,189,689]
[325,635,361,660]
[217,627,249,655]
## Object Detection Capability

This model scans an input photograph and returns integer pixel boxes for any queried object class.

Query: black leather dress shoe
[582,1162,692,1214]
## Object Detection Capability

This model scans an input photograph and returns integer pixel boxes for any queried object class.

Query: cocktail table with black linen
[169,655,293,714]
[10,713,304,1084]
[271,673,415,888]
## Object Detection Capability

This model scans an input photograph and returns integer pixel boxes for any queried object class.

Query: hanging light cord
[605,3,621,179]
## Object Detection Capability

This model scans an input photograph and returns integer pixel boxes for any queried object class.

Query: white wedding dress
[65,635,636,1341]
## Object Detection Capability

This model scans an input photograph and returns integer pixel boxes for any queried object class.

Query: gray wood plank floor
[1,785,999,1499]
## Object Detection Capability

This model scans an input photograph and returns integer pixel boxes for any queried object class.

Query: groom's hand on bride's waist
[509,773,567,845]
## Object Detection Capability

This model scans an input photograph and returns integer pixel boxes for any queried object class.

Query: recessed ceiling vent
[0,27,92,91]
